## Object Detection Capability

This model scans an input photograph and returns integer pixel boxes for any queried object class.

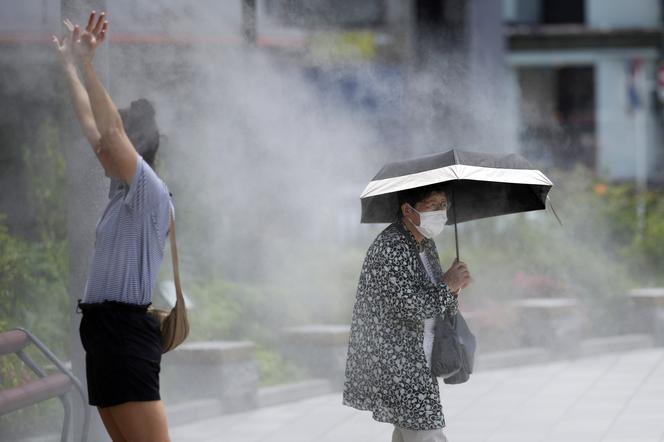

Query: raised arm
[76,11,138,184]
[53,21,101,149]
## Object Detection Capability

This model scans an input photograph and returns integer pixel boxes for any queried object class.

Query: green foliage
[0,222,69,353]
[599,181,664,283]
[178,238,366,341]
[638,198,664,278]
[182,166,664,359]
[186,277,268,342]
[265,241,365,325]
[436,167,658,337]
[4,112,664,408]
[21,120,67,242]
[0,118,70,355]
[0,118,69,437]
[180,242,364,385]
[179,277,306,385]
[255,344,307,387]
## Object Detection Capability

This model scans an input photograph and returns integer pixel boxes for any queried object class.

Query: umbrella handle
[454,221,459,261]
[452,187,459,261]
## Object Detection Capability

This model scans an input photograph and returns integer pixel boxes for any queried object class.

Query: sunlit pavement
[171,348,664,442]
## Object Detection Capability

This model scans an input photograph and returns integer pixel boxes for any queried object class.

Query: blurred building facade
[259,0,508,241]
[2,0,664,240]
[262,0,508,154]
[505,0,664,184]
[0,0,508,242]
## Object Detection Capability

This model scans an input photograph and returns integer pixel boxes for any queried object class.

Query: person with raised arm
[54,11,172,442]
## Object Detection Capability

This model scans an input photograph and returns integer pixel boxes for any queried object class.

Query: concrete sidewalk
[171,348,664,442]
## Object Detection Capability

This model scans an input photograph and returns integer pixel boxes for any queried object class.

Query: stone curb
[257,379,333,408]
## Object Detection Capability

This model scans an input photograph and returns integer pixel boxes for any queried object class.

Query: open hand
[52,20,76,67]
[442,259,471,293]
[67,11,108,64]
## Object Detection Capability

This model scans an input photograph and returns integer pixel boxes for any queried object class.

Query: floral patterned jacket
[343,222,458,430]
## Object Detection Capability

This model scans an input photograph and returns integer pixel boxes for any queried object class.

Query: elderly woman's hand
[442,260,471,293]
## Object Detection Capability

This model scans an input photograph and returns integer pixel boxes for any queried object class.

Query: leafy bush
[0,119,69,437]
[435,167,649,338]
[255,344,307,387]
[181,166,662,357]
[176,242,365,385]
[0,222,69,352]
[598,181,664,284]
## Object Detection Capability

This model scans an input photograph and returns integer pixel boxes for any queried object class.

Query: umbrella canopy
[360,149,553,224]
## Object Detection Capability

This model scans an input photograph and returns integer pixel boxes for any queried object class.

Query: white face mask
[409,205,447,238]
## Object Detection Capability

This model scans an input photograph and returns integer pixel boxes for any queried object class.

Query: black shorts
[78,301,162,408]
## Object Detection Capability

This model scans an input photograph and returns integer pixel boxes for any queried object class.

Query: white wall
[587,0,660,28]
[595,55,659,180]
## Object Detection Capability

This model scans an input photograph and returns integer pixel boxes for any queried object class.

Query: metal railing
[0,328,89,442]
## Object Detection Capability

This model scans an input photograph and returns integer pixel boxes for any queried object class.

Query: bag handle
[169,206,184,308]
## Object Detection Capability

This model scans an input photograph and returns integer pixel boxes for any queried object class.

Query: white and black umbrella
[360,149,555,258]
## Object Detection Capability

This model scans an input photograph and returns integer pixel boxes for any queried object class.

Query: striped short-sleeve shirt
[83,156,172,305]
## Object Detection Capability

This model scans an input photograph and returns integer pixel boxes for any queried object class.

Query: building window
[415,0,466,64]
[541,0,584,24]
[504,0,585,25]
[518,66,595,170]
[264,0,385,28]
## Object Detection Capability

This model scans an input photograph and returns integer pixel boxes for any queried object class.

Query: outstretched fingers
[93,12,106,35]
[85,11,96,33]
[98,21,108,43]
[61,20,77,48]
[52,35,63,51]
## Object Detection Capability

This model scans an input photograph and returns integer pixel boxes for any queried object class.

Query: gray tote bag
[431,311,476,384]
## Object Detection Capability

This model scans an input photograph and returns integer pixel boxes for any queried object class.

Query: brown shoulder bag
[149,208,190,353]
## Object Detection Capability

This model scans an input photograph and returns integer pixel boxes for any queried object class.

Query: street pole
[61,1,107,440]
[633,60,647,239]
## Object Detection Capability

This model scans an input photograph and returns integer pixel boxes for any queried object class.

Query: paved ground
[172,348,664,442]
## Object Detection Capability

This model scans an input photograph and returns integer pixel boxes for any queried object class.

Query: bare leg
[105,400,170,442]
[98,407,127,442]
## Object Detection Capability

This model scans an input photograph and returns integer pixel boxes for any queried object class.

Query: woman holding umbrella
[345,149,553,441]
[343,183,471,442]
